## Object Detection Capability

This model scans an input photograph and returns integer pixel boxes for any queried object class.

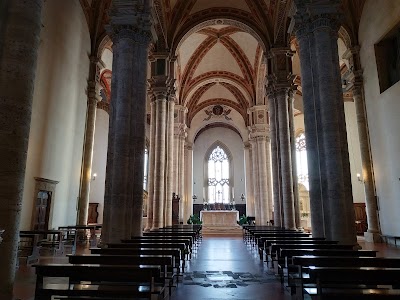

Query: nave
[13,234,400,300]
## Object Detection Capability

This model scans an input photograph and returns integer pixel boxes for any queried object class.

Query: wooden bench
[34,263,164,300]
[289,256,400,299]
[278,249,378,285]
[305,266,400,299]
[382,235,400,246]
[90,247,184,272]
[263,239,331,261]
[20,230,64,257]
[122,238,193,254]
[18,233,40,265]
[68,254,176,296]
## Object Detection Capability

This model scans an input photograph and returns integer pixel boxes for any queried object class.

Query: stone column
[353,86,380,241]
[288,96,301,228]
[276,89,295,229]
[152,92,167,229]
[244,143,255,216]
[102,2,153,243]
[145,100,156,230]
[293,0,357,244]
[343,47,381,242]
[256,136,272,224]
[78,57,101,226]
[164,91,175,226]
[268,96,283,227]
[184,143,194,223]
[250,139,261,224]
[178,132,186,222]
[0,1,43,298]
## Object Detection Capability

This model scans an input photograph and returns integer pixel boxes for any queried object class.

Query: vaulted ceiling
[80,0,366,130]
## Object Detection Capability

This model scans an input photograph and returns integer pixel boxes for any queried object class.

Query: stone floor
[12,235,400,300]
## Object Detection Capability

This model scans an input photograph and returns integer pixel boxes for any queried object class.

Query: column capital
[106,1,156,45]
[291,0,343,38]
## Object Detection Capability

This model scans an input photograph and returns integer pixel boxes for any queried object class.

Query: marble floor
[12,235,400,300]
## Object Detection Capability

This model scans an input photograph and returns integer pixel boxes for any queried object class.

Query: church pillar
[293,0,357,244]
[353,86,380,240]
[250,139,261,224]
[268,96,283,227]
[78,57,101,226]
[244,143,255,217]
[151,90,167,229]
[267,48,296,229]
[249,105,271,225]
[0,1,43,298]
[102,2,153,242]
[185,143,194,223]
[174,105,187,223]
[256,136,272,224]
[343,47,381,242]
[276,89,295,229]
[145,100,156,231]
[164,80,175,226]
[289,96,301,228]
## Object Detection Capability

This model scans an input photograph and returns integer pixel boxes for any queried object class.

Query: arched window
[207,145,231,204]
[296,132,309,190]
[143,147,149,191]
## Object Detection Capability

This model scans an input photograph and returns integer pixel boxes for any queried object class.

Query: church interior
[1,0,400,299]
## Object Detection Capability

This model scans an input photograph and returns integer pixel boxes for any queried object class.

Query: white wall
[192,127,246,203]
[89,109,109,224]
[359,0,400,236]
[344,102,365,203]
[21,0,90,229]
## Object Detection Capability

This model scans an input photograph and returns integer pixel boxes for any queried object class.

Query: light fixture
[192,194,197,202]
[92,173,97,181]
[240,193,245,202]
[356,173,363,183]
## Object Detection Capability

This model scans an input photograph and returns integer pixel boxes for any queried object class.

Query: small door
[34,191,51,230]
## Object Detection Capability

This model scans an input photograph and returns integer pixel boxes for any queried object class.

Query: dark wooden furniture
[87,203,99,224]
[33,263,164,300]
[172,193,180,225]
[289,256,400,299]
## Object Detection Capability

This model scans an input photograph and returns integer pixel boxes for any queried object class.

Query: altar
[200,210,242,236]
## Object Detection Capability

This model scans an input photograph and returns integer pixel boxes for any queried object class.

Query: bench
[121,238,193,254]
[90,247,184,272]
[68,254,176,296]
[20,230,64,257]
[289,256,400,299]
[18,233,40,265]
[305,266,400,299]
[34,263,164,300]
[278,249,378,285]
[382,235,400,246]
[263,239,332,262]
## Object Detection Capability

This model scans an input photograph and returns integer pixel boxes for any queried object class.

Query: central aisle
[170,236,290,300]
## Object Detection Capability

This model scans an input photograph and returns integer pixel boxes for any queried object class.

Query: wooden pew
[34,263,164,300]
[18,233,40,265]
[90,247,184,272]
[68,254,176,296]
[263,239,333,263]
[277,249,378,284]
[305,266,400,299]
[122,237,193,253]
[20,230,64,256]
[289,256,400,299]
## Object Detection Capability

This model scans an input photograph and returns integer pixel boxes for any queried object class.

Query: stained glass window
[207,146,230,204]
[143,147,148,191]
[296,133,309,190]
